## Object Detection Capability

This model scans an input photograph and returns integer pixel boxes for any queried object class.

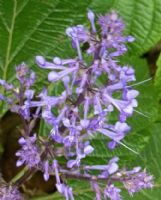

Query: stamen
[75,38,83,60]
[127,78,152,88]
[118,141,139,154]
[134,109,150,118]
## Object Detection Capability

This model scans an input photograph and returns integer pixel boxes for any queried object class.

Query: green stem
[10,166,28,184]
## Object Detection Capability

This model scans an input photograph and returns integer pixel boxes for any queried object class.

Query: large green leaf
[0,0,91,106]
[0,0,92,78]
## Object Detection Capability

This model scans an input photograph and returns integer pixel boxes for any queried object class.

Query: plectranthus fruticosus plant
[0,10,153,200]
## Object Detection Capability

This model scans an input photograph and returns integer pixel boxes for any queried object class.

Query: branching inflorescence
[0,10,153,200]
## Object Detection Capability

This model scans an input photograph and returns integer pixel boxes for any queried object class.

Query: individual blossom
[67,141,94,169]
[87,9,96,33]
[56,183,74,200]
[0,79,14,91]
[0,93,4,100]
[36,55,79,83]
[66,25,89,60]
[43,160,50,181]
[101,89,139,121]
[97,122,131,148]
[104,184,122,200]
[91,180,102,200]
[17,89,35,120]
[85,157,119,178]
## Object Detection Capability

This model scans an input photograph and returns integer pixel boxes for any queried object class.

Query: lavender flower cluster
[0,185,23,200]
[0,10,153,200]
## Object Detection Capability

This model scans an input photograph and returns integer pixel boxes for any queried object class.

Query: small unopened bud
[87,10,96,33]
[36,55,45,66]
[53,57,62,65]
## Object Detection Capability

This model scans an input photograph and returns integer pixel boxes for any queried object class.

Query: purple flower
[66,142,94,169]
[15,134,41,168]
[48,67,77,82]
[123,170,153,195]
[43,160,50,181]
[36,55,80,87]
[63,119,78,138]
[85,157,119,177]
[24,89,67,125]
[66,25,89,60]
[102,91,138,122]
[76,73,88,94]
[84,144,94,155]
[18,89,35,120]
[0,94,5,101]
[104,184,122,200]
[66,25,89,44]
[19,104,31,120]
[87,10,96,33]
[0,9,153,200]
[119,66,136,82]
[97,122,130,144]
[16,63,35,87]
[50,124,63,143]
[91,180,102,200]
[56,183,74,200]
[0,185,24,200]
[0,79,14,91]
[36,55,76,70]
[52,160,75,199]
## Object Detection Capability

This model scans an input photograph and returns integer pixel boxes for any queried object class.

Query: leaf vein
[15,0,30,18]
[8,1,61,66]
[3,0,17,81]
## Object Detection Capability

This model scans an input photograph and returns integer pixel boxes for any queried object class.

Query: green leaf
[155,53,161,98]
[122,122,161,200]
[0,0,91,80]
[0,0,91,113]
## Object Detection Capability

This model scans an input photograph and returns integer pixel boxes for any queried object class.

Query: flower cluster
[15,134,41,168]
[0,10,153,200]
[0,184,24,200]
